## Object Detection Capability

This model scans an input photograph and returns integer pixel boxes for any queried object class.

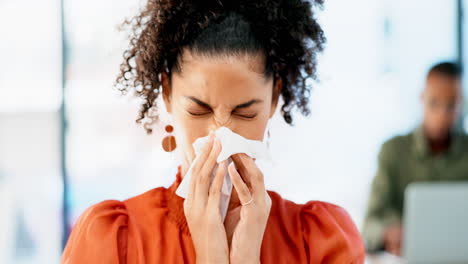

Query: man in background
[362,62,468,256]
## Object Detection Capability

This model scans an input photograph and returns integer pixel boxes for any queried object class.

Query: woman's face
[162,49,281,165]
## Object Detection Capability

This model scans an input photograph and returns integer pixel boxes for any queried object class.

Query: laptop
[403,182,468,264]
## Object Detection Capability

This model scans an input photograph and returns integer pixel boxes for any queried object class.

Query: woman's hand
[227,153,272,264]
[183,132,229,264]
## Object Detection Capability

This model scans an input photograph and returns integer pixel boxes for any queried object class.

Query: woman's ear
[270,77,283,118]
[161,72,172,113]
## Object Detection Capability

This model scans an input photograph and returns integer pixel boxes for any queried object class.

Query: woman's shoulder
[267,189,357,222]
[266,190,366,263]
[61,199,129,263]
[61,187,172,263]
[73,188,171,234]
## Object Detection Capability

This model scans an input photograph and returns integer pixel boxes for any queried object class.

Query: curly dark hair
[115,0,326,133]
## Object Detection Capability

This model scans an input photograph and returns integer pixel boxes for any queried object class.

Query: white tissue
[175,126,272,221]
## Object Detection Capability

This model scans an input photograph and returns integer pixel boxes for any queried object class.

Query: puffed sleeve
[61,200,129,264]
[301,201,365,264]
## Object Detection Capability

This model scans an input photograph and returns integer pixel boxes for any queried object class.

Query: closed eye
[234,112,257,119]
[188,111,210,116]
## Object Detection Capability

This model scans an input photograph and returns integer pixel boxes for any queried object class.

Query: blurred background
[0,0,466,263]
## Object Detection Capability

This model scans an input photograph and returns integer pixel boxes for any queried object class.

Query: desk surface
[366,252,404,264]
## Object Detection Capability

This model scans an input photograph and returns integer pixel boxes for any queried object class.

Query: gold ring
[242,197,254,206]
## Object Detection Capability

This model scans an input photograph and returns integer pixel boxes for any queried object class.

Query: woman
[61,0,365,263]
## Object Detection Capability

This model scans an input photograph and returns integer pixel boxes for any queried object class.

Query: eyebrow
[184,96,263,109]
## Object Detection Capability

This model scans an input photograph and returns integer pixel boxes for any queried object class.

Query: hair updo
[116,0,325,133]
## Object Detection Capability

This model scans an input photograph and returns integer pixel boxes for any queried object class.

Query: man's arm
[362,141,402,253]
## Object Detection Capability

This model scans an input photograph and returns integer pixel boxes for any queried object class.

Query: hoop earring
[162,124,177,152]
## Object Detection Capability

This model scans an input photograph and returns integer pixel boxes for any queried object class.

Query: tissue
[175,126,272,221]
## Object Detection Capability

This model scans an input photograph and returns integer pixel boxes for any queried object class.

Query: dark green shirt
[362,125,468,251]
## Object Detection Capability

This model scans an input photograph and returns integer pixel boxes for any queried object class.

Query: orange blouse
[61,165,365,263]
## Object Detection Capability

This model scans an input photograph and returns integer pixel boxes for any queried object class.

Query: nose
[211,113,233,131]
